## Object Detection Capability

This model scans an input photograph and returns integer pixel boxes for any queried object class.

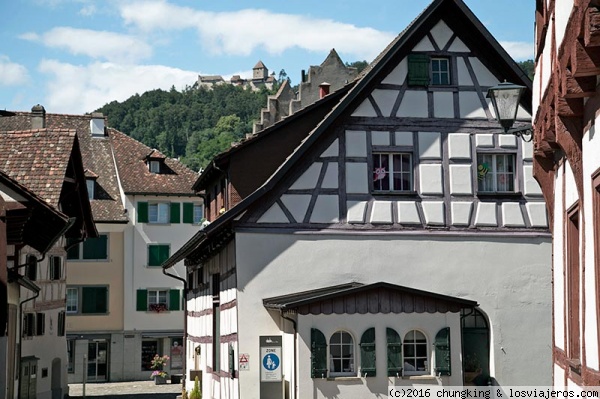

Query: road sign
[239,353,249,371]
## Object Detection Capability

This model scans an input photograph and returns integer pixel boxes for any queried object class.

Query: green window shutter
[138,202,149,223]
[386,328,402,377]
[136,289,148,311]
[407,54,430,86]
[82,287,107,314]
[169,289,181,311]
[360,327,376,377]
[82,235,108,260]
[434,327,451,376]
[311,328,327,378]
[148,245,169,266]
[66,238,79,260]
[183,203,194,223]
[170,202,180,223]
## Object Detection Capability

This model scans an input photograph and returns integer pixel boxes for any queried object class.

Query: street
[68,380,181,398]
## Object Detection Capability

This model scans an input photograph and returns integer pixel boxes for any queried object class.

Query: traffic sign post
[259,336,283,399]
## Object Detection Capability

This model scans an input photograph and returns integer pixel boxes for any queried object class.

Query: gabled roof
[109,129,198,196]
[263,281,478,315]
[0,111,127,223]
[146,148,167,160]
[163,0,533,269]
[254,60,266,69]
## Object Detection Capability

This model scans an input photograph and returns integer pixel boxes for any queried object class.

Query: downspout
[281,311,297,399]
[17,288,40,399]
[162,267,187,384]
[211,161,228,212]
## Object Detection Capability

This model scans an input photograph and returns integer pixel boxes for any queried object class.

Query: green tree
[346,60,369,73]
[517,59,534,80]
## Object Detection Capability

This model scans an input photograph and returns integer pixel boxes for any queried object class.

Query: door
[87,340,108,381]
[19,358,37,399]
[461,309,490,383]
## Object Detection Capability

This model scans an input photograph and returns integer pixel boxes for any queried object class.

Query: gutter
[162,266,188,384]
[16,278,40,399]
[281,311,298,399]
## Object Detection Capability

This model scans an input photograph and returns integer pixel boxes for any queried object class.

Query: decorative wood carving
[584,7,600,47]
[561,69,596,98]
[571,38,600,76]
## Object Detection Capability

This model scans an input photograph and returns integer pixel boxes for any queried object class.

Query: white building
[165,0,553,397]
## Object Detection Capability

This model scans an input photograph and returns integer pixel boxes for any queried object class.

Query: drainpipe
[281,311,297,399]
[162,267,187,385]
[17,288,40,399]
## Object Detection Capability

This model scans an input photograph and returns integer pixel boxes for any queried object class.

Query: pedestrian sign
[260,347,282,381]
[262,353,279,370]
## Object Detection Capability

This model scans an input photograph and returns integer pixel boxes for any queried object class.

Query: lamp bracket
[506,125,533,142]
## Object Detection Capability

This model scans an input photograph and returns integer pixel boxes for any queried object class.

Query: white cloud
[0,56,30,86]
[500,41,533,61]
[38,59,198,114]
[21,27,152,63]
[78,4,97,16]
[120,1,395,61]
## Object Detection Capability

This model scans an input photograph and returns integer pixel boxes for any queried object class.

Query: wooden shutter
[36,313,45,335]
[148,245,169,266]
[82,287,107,314]
[169,289,181,311]
[407,54,430,86]
[136,289,148,311]
[434,327,451,376]
[228,344,235,378]
[83,235,108,260]
[170,202,181,223]
[138,202,149,223]
[386,328,402,377]
[311,328,327,378]
[360,327,376,377]
[183,203,194,223]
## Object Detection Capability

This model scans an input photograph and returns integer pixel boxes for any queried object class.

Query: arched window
[403,330,428,375]
[329,331,355,376]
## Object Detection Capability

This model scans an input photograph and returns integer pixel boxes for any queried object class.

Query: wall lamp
[486,81,533,142]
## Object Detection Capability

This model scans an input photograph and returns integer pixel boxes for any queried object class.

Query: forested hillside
[97,84,270,171]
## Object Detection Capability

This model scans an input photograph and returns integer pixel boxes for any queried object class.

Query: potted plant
[150,354,170,384]
[149,303,168,313]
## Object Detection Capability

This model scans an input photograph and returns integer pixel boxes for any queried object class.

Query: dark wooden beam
[561,69,597,98]
[532,152,555,231]
[556,95,584,117]
[585,7,600,46]
[571,38,600,76]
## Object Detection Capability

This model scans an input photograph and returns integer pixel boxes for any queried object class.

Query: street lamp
[486,81,533,142]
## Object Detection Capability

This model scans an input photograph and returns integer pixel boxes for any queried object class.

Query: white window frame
[372,152,413,192]
[403,330,429,376]
[66,288,78,314]
[431,57,450,85]
[193,204,204,224]
[329,330,356,377]
[477,153,517,193]
[148,289,169,312]
[149,160,160,174]
[149,203,170,224]
[86,178,95,200]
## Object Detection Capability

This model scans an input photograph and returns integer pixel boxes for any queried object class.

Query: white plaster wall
[372,89,399,117]
[469,58,499,87]
[290,163,321,190]
[235,231,552,397]
[554,163,566,351]
[397,91,428,118]
[457,58,473,86]
[346,131,367,157]
[564,162,579,209]
[554,1,573,55]
[296,312,462,399]
[429,20,453,49]
[434,92,455,118]
[346,163,369,194]
[382,59,408,85]
[459,92,487,119]
[553,364,565,387]
[540,18,554,104]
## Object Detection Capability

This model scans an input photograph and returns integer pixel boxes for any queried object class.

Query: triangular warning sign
[240,354,249,362]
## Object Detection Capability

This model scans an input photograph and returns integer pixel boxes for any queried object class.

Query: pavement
[68,380,182,398]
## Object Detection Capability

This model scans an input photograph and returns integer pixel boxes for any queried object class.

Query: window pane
[193,205,204,224]
[66,288,78,313]
[158,203,169,223]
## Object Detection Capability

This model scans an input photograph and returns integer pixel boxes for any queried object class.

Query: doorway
[461,308,490,384]
[19,357,38,399]
[87,340,108,381]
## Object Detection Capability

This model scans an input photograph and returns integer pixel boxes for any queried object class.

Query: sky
[0,0,535,115]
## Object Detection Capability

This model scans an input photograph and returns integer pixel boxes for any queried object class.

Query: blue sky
[0,0,534,115]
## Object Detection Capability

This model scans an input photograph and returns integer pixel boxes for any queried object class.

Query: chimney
[319,82,331,99]
[301,70,306,83]
[31,104,46,129]
[90,112,105,137]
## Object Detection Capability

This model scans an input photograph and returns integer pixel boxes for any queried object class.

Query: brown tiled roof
[0,129,76,208]
[147,148,167,159]
[0,112,128,222]
[109,129,198,195]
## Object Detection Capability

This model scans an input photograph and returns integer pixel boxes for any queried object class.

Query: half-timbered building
[164,0,553,397]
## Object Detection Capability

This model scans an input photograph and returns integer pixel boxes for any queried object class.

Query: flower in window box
[150,370,168,379]
[149,303,168,313]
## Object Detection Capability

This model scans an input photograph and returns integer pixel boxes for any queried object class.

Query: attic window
[149,160,161,174]
[86,178,95,200]
[407,54,451,86]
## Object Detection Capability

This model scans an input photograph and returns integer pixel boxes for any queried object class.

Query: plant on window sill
[149,303,168,313]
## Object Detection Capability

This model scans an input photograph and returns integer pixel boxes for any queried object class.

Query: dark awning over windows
[263,281,478,315]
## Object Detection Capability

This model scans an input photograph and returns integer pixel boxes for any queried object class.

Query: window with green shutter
[81,287,108,314]
[183,202,194,223]
[170,202,180,223]
[82,235,108,260]
[407,54,431,86]
[311,328,327,378]
[136,289,148,311]
[434,327,451,376]
[360,328,376,377]
[148,244,170,267]
[169,289,181,311]
[387,328,402,377]
[138,202,149,223]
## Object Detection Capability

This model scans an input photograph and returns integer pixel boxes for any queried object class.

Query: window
[58,311,66,336]
[373,153,412,192]
[403,330,428,375]
[67,234,108,260]
[183,203,204,224]
[212,273,220,373]
[149,203,169,223]
[141,340,159,371]
[136,289,181,312]
[66,286,108,314]
[431,58,450,85]
[407,54,451,86]
[149,160,161,174]
[387,328,402,377]
[66,288,78,313]
[360,328,376,377]
[36,313,45,336]
[138,202,180,224]
[23,313,35,337]
[329,331,355,376]
[148,290,168,312]
[67,340,75,373]
[477,153,516,192]
[148,244,170,267]
[86,178,95,200]
[49,256,62,280]
[25,255,37,281]
[567,205,581,363]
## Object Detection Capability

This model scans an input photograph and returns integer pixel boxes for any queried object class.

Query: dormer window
[86,178,95,200]
[149,160,161,174]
